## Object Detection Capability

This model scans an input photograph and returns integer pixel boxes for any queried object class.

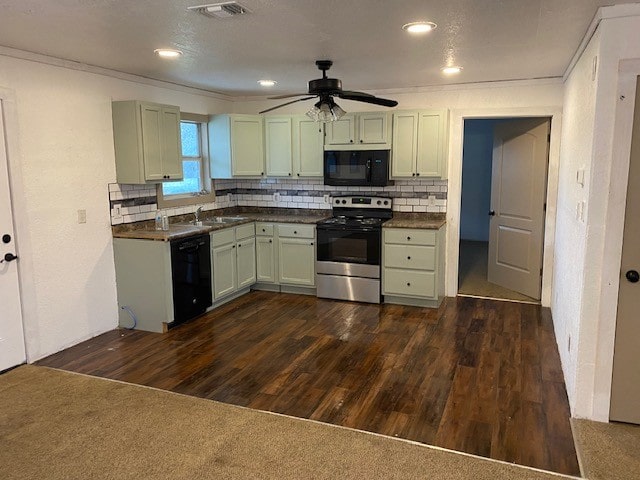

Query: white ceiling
[0,1,635,97]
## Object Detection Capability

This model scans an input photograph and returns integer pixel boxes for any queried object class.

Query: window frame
[156,112,216,208]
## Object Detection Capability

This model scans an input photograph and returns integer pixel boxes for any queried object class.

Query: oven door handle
[317,226,378,233]
[366,158,372,183]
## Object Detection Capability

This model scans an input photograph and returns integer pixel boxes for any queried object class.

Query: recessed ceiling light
[441,66,463,75]
[154,48,182,58]
[258,80,277,87]
[402,21,437,34]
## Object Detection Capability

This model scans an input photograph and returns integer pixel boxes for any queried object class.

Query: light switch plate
[77,209,87,224]
[576,168,585,187]
[112,203,122,219]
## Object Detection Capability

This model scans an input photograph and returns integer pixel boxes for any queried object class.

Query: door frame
[0,87,29,364]
[446,107,562,308]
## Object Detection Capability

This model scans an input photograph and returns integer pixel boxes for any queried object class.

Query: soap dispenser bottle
[155,209,163,231]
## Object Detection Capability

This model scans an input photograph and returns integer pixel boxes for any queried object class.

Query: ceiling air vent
[188,2,251,18]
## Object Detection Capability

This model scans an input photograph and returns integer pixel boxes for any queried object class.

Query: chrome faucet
[195,206,203,223]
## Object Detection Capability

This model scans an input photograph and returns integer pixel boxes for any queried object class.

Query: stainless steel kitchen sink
[181,216,248,226]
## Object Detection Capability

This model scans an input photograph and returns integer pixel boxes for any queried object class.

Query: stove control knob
[377,200,381,205]
[335,199,340,204]
[342,200,347,204]
[383,200,389,205]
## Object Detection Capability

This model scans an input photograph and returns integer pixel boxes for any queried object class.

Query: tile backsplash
[109,178,447,225]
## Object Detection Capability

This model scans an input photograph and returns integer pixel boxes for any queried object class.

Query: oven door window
[317,228,380,265]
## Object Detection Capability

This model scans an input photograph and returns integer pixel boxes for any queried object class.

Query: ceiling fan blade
[337,91,398,107]
[267,93,310,100]
[259,97,315,114]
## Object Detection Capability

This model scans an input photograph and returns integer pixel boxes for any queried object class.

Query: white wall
[0,54,232,361]
[552,27,602,415]
[555,9,640,421]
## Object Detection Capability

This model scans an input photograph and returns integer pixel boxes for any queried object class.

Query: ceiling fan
[259,60,398,122]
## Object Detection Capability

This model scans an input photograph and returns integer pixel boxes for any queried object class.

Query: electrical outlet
[227,193,232,203]
[77,209,87,224]
[323,194,330,204]
[273,192,280,202]
[427,195,436,206]
[112,203,122,219]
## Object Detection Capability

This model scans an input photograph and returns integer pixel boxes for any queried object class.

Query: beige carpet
[572,418,640,480]
[458,240,538,303]
[0,365,577,480]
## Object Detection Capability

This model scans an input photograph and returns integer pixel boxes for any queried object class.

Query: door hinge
[547,133,551,143]
[543,202,547,212]
[540,268,543,276]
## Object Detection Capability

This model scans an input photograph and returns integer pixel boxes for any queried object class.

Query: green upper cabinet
[208,114,265,178]
[292,116,323,177]
[391,109,448,179]
[324,112,391,150]
[265,116,293,177]
[112,101,183,184]
[263,115,323,178]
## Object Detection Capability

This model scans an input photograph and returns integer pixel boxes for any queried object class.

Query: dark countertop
[383,213,446,230]
[112,209,331,242]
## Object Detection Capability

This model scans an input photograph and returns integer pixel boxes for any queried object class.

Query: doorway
[0,99,26,371]
[458,117,550,303]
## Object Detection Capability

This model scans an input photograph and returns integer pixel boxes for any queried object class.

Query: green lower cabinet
[382,226,445,307]
[278,237,315,286]
[237,238,256,288]
[212,242,237,299]
[256,236,276,283]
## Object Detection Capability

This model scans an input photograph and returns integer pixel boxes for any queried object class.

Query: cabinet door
[416,111,445,177]
[231,116,264,176]
[358,113,388,144]
[212,243,237,299]
[391,112,418,178]
[265,117,293,177]
[324,115,356,145]
[278,238,315,286]
[140,103,164,181]
[293,116,323,177]
[160,106,183,180]
[236,238,257,289]
[256,236,276,283]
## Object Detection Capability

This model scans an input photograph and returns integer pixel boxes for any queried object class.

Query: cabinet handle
[416,173,420,177]
[350,139,354,143]
[269,239,272,243]
[310,242,314,246]
[238,243,241,247]
[262,228,266,232]
[232,245,236,249]
[360,139,363,143]
[297,173,300,176]
[407,236,411,241]
[407,282,411,286]
[412,173,416,176]
[288,173,291,176]
[407,256,411,260]
[294,231,297,234]
[261,172,264,175]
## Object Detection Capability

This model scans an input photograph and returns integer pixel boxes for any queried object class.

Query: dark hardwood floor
[37,291,580,475]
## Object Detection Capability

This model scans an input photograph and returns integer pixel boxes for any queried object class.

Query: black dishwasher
[170,235,212,326]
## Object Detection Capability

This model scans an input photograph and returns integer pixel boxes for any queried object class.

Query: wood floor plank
[36,291,579,476]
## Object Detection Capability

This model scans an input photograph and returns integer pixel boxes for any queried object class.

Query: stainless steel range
[316,196,392,304]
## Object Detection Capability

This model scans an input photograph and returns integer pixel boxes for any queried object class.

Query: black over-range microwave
[324,150,391,187]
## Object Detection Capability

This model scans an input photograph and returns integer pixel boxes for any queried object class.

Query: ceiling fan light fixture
[258,79,277,87]
[402,21,437,34]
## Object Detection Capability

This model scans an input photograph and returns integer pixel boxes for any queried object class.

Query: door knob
[626,270,639,283]
[488,210,496,216]
[1,253,18,263]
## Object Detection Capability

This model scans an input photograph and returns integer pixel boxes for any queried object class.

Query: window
[157,113,215,208]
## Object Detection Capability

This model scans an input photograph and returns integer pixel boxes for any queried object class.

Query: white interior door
[610,77,640,425]
[488,118,549,300]
[0,100,26,371]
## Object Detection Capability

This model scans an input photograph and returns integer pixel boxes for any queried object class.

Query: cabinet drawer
[384,228,436,246]
[383,268,436,299]
[278,224,315,239]
[384,244,436,270]
[235,223,255,240]
[211,228,235,247]
[255,223,274,236]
